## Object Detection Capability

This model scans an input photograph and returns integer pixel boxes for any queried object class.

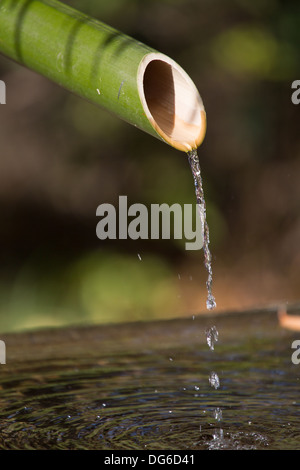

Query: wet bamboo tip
[138,53,206,152]
[278,305,300,332]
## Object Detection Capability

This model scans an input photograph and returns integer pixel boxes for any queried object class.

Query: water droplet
[207,295,217,311]
[205,325,219,351]
[209,371,220,389]
[137,253,142,261]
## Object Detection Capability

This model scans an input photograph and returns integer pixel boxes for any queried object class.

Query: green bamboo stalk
[0,0,206,151]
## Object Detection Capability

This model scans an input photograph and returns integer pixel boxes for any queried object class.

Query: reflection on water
[0,309,300,450]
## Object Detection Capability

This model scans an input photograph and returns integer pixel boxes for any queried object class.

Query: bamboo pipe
[0,0,206,151]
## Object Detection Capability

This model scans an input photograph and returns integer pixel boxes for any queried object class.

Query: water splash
[205,325,219,351]
[187,148,216,310]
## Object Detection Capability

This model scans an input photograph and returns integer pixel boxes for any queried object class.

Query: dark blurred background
[0,0,299,333]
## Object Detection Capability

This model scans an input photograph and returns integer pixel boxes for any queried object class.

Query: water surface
[0,308,300,450]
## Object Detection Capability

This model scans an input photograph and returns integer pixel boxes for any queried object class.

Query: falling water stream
[187,148,223,440]
[187,149,216,311]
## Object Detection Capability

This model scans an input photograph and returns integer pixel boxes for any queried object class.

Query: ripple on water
[0,311,299,449]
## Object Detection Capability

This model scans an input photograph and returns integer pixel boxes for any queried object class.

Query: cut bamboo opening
[138,53,206,152]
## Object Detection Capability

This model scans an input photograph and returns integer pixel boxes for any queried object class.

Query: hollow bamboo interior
[138,53,206,152]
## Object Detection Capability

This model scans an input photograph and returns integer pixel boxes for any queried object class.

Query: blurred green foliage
[0,250,180,332]
[0,0,299,332]
[212,26,297,79]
